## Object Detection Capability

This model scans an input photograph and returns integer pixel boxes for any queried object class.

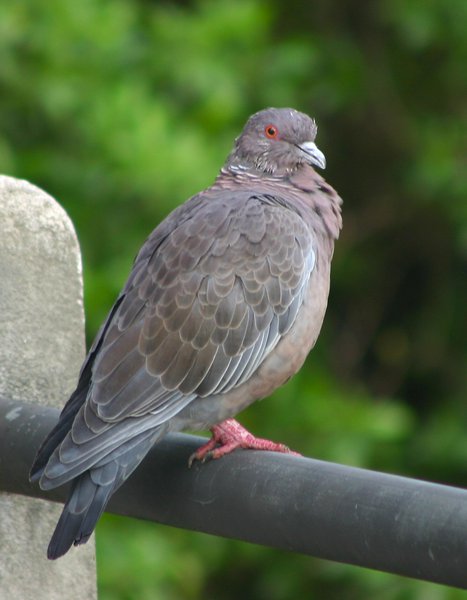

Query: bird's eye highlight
[265,125,278,139]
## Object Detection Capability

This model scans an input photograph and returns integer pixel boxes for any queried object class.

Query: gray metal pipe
[1,396,466,588]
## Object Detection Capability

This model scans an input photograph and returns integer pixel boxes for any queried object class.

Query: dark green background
[1,1,466,598]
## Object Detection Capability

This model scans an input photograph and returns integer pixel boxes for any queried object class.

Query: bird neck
[216,166,285,186]
[213,166,343,243]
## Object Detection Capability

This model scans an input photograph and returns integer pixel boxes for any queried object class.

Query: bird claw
[188,444,216,468]
[188,418,301,467]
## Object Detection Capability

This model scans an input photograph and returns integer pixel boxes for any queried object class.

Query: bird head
[226,107,326,177]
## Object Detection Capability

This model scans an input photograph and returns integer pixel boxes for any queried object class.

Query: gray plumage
[30,107,342,559]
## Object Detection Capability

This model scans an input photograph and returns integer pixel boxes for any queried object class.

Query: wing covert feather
[92,193,315,416]
[47,192,316,482]
[29,105,346,524]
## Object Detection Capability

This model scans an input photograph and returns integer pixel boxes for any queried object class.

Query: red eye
[264,124,278,139]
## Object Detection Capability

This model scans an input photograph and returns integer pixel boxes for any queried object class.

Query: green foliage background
[1,0,466,598]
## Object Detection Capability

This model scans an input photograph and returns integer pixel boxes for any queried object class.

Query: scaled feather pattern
[30,107,342,559]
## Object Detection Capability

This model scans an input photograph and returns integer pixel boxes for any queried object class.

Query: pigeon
[30,107,342,559]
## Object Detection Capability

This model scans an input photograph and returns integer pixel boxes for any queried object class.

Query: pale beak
[298,141,326,169]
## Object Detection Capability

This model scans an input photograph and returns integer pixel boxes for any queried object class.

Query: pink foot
[188,418,301,467]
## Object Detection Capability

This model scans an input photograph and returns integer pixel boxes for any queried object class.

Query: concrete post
[0,177,97,598]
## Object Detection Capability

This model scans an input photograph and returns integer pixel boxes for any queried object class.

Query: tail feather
[46,431,159,559]
[47,472,114,559]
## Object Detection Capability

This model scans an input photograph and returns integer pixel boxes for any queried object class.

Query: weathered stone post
[0,176,97,598]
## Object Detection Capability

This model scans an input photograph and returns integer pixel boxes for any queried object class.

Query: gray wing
[42,191,315,487]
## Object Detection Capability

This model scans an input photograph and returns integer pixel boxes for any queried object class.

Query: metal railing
[1,395,466,589]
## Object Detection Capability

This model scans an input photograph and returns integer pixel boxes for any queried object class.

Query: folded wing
[37,191,315,489]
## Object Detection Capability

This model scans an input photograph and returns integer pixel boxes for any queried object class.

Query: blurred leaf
[1,0,465,598]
